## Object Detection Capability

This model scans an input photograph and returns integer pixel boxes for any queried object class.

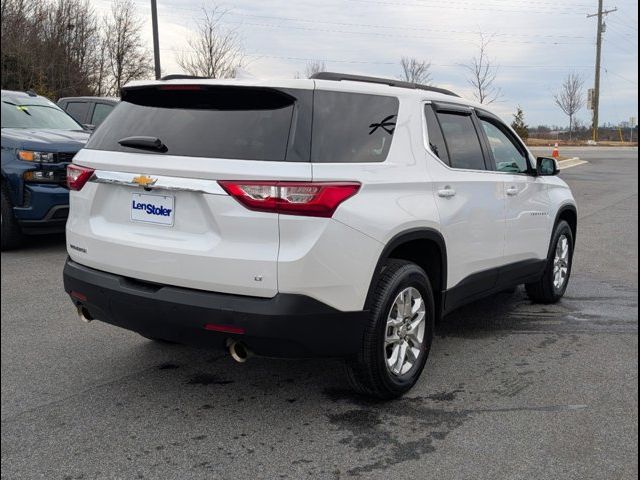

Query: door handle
[437,187,456,198]
[506,186,519,196]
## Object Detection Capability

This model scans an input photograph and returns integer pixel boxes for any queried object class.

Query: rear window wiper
[118,136,167,152]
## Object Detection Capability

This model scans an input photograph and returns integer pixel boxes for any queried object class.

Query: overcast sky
[96,0,638,126]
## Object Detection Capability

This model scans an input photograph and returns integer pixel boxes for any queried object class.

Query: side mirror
[82,124,95,132]
[536,157,560,176]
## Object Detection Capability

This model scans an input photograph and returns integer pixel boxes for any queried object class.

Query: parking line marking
[559,158,589,170]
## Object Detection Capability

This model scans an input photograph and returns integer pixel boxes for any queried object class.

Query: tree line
[1,0,151,99]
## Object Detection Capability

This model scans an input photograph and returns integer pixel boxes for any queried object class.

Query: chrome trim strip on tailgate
[90,170,227,195]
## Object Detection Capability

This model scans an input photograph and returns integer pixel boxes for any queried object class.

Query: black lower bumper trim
[63,259,368,358]
[18,205,69,234]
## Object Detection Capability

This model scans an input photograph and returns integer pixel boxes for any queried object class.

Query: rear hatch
[66,82,313,297]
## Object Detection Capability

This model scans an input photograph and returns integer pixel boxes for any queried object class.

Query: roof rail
[25,89,38,97]
[310,72,460,97]
[160,74,209,81]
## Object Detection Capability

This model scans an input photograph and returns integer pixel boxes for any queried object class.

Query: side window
[64,102,89,123]
[437,112,486,170]
[479,119,529,173]
[91,103,115,126]
[424,105,449,165]
[311,91,399,163]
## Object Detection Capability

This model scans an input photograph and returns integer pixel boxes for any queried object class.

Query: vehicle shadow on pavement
[123,278,634,403]
[124,289,537,400]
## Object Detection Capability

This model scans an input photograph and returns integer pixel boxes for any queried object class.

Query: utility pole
[151,0,161,79]
[587,1,617,142]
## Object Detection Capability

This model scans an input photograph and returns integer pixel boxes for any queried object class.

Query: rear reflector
[218,181,360,218]
[70,291,87,302]
[67,164,95,191]
[204,324,246,335]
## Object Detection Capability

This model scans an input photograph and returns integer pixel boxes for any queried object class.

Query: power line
[344,0,590,14]
[213,12,592,40]
[206,19,594,46]
[155,0,593,13]
[159,47,600,69]
[607,17,639,33]
[150,2,603,44]
[365,0,585,12]
[603,68,638,85]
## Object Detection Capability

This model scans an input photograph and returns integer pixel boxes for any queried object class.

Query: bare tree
[177,6,244,78]
[554,73,585,141]
[465,33,502,104]
[399,56,432,85]
[103,0,152,95]
[304,60,325,78]
[93,35,110,96]
[1,0,41,91]
[43,0,99,96]
[1,0,100,98]
[293,60,325,79]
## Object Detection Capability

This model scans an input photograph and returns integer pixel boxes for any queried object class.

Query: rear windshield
[85,86,312,162]
[85,86,398,163]
[311,91,399,163]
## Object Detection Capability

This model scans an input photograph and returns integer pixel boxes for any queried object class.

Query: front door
[476,114,552,264]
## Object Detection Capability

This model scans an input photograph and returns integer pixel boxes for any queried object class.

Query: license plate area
[130,192,175,226]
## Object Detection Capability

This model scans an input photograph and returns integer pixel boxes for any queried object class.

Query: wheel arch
[554,204,578,248]
[364,228,447,316]
[1,164,23,207]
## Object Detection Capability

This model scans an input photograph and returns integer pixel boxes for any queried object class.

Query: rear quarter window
[311,91,399,163]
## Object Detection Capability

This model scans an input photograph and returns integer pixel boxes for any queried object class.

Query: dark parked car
[57,96,118,130]
[1,90,90,249]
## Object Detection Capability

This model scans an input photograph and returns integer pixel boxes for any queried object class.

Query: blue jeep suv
[1,90,90,250]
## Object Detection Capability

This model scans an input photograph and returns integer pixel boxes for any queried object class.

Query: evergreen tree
[511,106,529,140]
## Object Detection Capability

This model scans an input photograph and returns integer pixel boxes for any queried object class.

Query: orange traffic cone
[552,143,559,159]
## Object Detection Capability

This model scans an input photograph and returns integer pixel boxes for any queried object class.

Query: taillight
[218,181,360,218]
[66,164,95,191]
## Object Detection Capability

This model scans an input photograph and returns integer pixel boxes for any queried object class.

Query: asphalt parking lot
[1,147,638,480]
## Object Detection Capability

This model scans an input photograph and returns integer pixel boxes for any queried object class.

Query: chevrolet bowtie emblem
[132,175,157,187]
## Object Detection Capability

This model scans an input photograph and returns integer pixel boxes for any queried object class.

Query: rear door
[425,103,506,295]
[67,83,313,297]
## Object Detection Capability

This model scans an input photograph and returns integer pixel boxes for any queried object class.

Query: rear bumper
[63,259,368,358]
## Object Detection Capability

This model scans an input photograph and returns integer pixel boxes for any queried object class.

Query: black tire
[525,220,574,304]
[1,184,22,251]
[345,259,435,399]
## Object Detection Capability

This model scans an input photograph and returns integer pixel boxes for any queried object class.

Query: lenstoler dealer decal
[130,192,175,226]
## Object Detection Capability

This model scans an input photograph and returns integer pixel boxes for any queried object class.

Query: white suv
[63,73,577,398]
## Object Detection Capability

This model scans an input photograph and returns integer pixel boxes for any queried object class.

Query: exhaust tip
[228,340,250,363]
[77,305,94,323]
